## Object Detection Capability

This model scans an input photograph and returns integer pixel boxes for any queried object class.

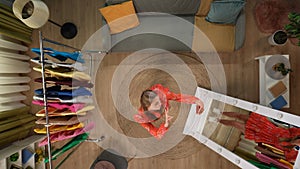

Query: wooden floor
[28,0,300,168]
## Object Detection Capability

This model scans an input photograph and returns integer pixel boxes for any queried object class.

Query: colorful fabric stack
[234,121,297,169]
[31,48,95,147]
[0,38,33,148]
[0,3,33,43]
[0,107,36,148]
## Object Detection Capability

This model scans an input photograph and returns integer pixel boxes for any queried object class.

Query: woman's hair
[140,89,164,122]
[140,90,157,111]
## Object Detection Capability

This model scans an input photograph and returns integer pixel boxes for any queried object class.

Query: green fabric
[234,147,258,161]
[0,3,32,43]
[0,26,32,43]
[248,160,279,169]
[0,19,32,36]
[0,114,36,132]
[0,3,16,18]
[0,122,35,147]
[0,121,35,140]
[0,114,33,125]
[205,0,245,24]
[0,106,30,120]
[0,131,29,148]
[44,133,89,163]
[0,14,33,33]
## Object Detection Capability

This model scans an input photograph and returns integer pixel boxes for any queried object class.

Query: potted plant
[284,12,300,46]
[272,62,292,76]
[268,30,288,45]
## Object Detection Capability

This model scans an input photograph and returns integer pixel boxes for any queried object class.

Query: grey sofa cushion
[234,10,245,50]
[133,0,201,15]
[110,13,195,52]
[105,0,128,5]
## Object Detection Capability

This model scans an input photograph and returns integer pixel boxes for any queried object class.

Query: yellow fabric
[262,143,284,155]
[192,16,235,52]
[278,159,293,169]
[99,1,139,34]
[196,0,213,16]
[34,122,84,134]
[33,66,91,81]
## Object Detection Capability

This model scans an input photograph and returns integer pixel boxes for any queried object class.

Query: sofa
[99,0,246,52]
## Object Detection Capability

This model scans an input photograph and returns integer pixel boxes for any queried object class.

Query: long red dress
[245,113,300,162]
[133,84,199,139]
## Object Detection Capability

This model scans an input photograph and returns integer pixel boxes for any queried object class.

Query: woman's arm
[167,92,204,114]
[164,107,174,127]
[150,84,204,114]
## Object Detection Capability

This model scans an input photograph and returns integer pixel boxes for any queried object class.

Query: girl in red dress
[133,84,204,139]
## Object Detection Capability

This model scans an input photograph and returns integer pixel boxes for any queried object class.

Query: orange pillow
[99,1,140,34]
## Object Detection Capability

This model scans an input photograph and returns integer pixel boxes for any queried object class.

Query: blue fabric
[35,86,92,97]
[269,95,287,110]
[35,94,73,100]
[22,148,34,164]
[31,48,85,63]
[205,0,245,24]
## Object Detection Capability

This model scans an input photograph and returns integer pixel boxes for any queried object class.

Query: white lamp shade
[13,0,49,29]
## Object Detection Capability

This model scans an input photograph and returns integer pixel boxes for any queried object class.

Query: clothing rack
[38,31,53,169]
[37,31,107,169]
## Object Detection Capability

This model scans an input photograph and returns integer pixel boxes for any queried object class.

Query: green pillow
[205,0,245,24]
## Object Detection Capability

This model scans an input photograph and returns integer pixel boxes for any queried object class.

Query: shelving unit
[184,87,300,169]
[0,135,45,169]
[255,54,290,108]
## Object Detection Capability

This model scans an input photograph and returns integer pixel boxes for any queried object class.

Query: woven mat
[113,53,210,159]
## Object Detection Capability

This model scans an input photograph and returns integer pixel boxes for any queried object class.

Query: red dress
[245,113,300,162]
[133,84,199,139]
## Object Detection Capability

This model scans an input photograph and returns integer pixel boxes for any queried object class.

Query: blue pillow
[205,0,245,24]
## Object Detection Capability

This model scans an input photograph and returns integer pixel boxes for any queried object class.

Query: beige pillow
[192,17,235,52]
[196,0,214,16]
[99,1,140,34]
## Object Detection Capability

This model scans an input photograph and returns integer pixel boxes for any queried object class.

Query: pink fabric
[256,152,290,169]
[32,100,85,112]
[38,122,94,146]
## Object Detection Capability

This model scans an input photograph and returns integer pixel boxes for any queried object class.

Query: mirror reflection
[202,100,299,169]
